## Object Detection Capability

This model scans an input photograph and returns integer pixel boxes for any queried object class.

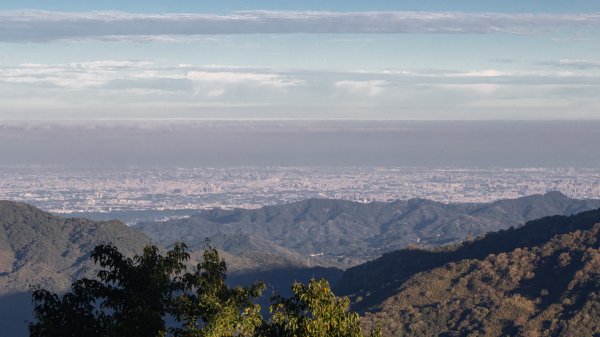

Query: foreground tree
[29,279,111,337]
[30,244,374,337]
[30,243,189,337]
[260,279,380,337]
[29,243,264,337]
[170,247,265,337]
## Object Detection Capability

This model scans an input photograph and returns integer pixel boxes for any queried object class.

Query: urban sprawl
[1,166,600,215]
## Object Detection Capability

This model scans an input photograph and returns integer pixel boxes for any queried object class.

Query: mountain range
[136,191,600,267]
[1,192,600,336]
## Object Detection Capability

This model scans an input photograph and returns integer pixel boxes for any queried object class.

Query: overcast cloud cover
[3,10,600,42]
[1,1,600,119]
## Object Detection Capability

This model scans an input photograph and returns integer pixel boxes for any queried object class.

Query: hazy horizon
[2,119,600,168]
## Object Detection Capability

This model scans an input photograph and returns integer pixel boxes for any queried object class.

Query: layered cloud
[2,10,600,42]
[0,61,300,90]
[1,59,600,119]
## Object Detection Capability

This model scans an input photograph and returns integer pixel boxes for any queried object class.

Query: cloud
[2,10,600,42]
[540,59,600,70]
[335,80,387,96]
[2,61,600,94]
[447,70,507,78]
[185,71,301,87]
[0,61,301,90]
[2,59,600,119]
[0,61,155,88]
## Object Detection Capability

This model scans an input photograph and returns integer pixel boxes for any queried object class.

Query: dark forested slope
[0,200,151,294]
[0,201,152,337]
[334,208,600,337]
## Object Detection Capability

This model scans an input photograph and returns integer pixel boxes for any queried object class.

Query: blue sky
[1,1,600,120]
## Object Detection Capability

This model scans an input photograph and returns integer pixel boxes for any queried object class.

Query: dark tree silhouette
[30,243,189,337]
[29,243,372,337]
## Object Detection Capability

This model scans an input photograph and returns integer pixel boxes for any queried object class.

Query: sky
[1,1,600,120]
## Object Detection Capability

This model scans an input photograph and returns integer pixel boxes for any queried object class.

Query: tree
[29,243,264,337]
[29,279,111,337]
[261,278,380,337]
[30,243,189,337]
[29,244,373,337]
[170,247,265,337]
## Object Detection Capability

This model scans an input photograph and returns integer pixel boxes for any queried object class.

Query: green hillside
[136,192,600,267]
[0,200,153,337]
[0,200,151,293]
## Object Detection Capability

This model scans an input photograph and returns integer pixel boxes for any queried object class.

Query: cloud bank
[2,59,600,120]
[2,10,600,42]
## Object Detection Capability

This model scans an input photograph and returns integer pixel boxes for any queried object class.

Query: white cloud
[541,59,600,70]
[69,60,154,69]
[1,10,600,42]
[185,71,301,87]
[0,61,154,88]
[0,61,301,90]
[2,59,600,118]
[335,80,387,96]
[448,70,507,78]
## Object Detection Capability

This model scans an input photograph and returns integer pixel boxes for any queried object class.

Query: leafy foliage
[170,247,265,337]
[29,280,110,337]
[30,243,189,337]
[29,243,370,337]
[262,278,379,337]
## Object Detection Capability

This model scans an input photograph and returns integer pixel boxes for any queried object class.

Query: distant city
[1,166,600,216]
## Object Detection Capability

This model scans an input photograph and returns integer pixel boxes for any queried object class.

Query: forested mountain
[0,201,151,294]
[0,201,152,336]
[2,195,600,336]
[136,191,600,267]
[0,201,336,336]
[335,209,600,336]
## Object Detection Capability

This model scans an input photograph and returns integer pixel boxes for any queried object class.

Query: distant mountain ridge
[136,191,600,267]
